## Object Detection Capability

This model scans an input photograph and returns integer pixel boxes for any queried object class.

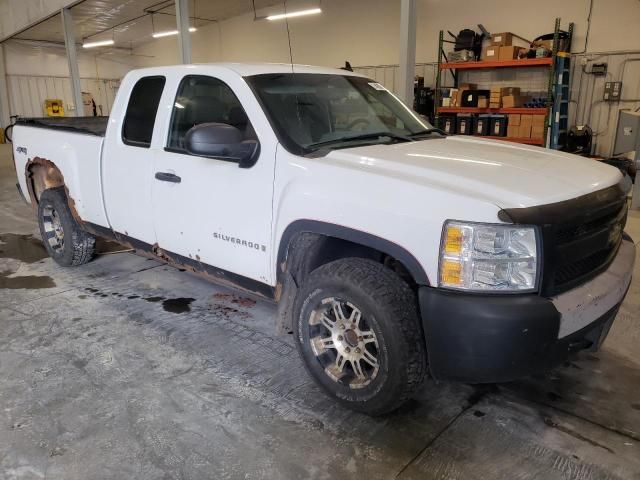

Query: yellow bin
[45,99,65,117]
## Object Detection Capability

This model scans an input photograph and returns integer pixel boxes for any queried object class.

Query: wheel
[293,258,427,415]
[37,187,95,266]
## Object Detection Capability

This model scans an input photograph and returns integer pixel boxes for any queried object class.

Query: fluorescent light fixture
[266,8,322,21]
[152,27,196,38]
[82,39,115,49]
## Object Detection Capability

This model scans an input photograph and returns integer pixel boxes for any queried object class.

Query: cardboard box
[490,32,513,47]
[507,125,519,137]
[477,98,488,108]
[458,83,477,91]
[499,46,524,61]
[532,115,545,126]
[482,46,499,61]
[441,97,451,107]
[489,102,501,108]
[508,114,521,126]
[531,125,545,138]
[501,95,523,108]
[520,114,534,127]
[449,88,459,106]
[518,125,532,138]
[500,87,521,96]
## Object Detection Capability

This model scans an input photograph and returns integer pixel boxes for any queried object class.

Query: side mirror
[185,122,259,168]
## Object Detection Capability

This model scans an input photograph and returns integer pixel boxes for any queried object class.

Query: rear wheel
[293,258,427,415]
[37,187,95,266]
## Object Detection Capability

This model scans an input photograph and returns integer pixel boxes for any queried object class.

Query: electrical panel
[603,82,623,101]
[590,63,607,75]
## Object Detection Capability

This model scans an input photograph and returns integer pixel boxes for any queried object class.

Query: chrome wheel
[308,297,380,389]
[42,205,64,252]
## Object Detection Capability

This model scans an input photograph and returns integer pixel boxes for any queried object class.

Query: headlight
[439,221,539,292]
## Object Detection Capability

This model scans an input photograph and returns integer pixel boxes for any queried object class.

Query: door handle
[155,172,181,183]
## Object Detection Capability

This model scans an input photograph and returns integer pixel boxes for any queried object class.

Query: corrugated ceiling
[12,0,284,49]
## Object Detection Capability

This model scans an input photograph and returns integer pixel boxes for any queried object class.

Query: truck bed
[16,117,108,137]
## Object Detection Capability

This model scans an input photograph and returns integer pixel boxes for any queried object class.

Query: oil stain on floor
[84,288,195,314]
[161,297,195,314]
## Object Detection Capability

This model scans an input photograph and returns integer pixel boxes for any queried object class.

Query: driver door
[151,72,276,285]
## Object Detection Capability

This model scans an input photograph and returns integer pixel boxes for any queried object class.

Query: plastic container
[456,114,474,135]
[475,114,491,136]
[440,114,457,134]
[489,114,508,136]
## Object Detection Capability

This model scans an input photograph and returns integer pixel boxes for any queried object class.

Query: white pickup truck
[12,63,635,415]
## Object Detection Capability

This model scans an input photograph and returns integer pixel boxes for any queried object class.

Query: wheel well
[281,232,417,289]
[25,157,65,204]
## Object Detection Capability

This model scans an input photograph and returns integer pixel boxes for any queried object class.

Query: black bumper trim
[419,287,621,383]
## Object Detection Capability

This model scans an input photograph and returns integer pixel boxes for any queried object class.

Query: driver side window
[167,75,256,152]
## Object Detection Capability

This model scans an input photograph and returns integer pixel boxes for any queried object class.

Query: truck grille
[541,199,627,296]
[498,182,629,297]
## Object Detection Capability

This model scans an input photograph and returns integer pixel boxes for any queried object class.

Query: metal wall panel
[7,75,119,118]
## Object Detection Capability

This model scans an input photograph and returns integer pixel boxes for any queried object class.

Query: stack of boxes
[489,87,501,108]
[501,87,522,108]
[482,32,527,62]
[507,114,545,139]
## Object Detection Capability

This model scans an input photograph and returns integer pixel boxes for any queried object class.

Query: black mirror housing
[185,123,259,168]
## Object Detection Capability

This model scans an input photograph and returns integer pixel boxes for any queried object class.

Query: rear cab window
[122,76,166,148]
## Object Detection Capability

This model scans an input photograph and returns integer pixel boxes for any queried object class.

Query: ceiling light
[82,39,115,48]
[152,27,197,38]
[266,8,322,21]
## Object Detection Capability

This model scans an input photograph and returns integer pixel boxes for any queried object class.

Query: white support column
[0,44,10,128]
[175,0,192,64]
[398,0,417,107]
[61,7,84,117]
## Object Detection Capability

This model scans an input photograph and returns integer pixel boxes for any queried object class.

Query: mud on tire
[37,187,95,267]
[293,257,427,416]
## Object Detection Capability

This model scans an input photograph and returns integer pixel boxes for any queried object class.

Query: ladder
[549,52,571,149]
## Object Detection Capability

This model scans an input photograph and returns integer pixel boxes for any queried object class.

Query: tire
[293,258,427,415]
[37,187,95,266]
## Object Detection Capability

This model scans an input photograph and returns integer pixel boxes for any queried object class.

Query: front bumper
[419,236,635,383]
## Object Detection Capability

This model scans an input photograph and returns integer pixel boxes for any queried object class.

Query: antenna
[283,1,294,73]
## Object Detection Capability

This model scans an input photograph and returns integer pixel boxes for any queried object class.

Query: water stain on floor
[0,270,56,289]
[0,234,56,289]
[0,233,48,263]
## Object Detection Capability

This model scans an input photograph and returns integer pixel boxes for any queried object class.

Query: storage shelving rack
[434,18,573,149]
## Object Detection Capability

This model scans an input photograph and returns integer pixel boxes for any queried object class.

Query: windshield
[246,73,435,154]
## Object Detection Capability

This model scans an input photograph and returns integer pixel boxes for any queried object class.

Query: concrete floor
[0,143,639,480]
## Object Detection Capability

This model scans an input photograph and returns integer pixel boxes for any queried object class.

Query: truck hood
[324,136,622,209]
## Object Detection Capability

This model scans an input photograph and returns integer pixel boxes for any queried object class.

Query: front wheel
[37,187,95,266]
[293,258,427,415]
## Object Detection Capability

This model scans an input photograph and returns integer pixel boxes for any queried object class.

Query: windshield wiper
[408,128,447,138]
[306,131,414,151]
